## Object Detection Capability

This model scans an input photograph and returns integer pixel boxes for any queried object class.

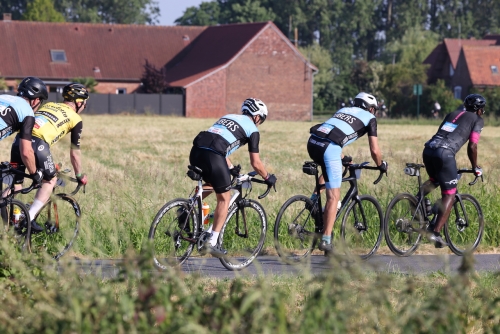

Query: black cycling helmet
[463,94,486,112]
[62,83,89,102]
[17,77,48,101]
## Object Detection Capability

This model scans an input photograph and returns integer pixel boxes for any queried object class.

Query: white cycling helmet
[241,98,268,124]
[353,92,379,111]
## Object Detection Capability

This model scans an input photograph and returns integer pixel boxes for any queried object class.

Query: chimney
[3,13,12,21]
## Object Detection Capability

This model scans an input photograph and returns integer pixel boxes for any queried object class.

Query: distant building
[424,35,500,99]
[0,14,316,120]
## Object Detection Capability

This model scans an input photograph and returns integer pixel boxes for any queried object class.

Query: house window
[491,65,498,74]
[454,86,462,99]
[50,50,67,62]
[449,64,454,77]
[116,88,127,94]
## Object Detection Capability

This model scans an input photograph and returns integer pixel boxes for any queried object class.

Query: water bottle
[202,202,210,225]
[424,198,432,216]
[13,207,21,228]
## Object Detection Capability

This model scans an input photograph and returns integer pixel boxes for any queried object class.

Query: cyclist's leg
[321,144,342,243]
[421,147,440,198]
[426,148,457,247]
[8,135,26,195]
[28,140,57,219]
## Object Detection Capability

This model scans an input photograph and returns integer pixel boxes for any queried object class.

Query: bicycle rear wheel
[1,199,31,252]
[148,198,198,269]
[384,193,424,256]
[340,195,383,260]
[218,199,267,271]
[444,194,484,256]
[29,194,80,260]
[273,195,318,263]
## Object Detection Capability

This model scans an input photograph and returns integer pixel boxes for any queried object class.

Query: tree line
[175,0,500,117]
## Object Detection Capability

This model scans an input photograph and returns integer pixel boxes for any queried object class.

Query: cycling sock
[28,199,45,220]
[322,235,331,244]
[209,231,220,246]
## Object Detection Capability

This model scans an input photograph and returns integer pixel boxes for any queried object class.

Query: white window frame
[116,88,127,94]
[491,65,498,74]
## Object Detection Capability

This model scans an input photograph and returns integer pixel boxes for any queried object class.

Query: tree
[22,0,64,22]
[174,2,221,26]
[71,77,98,93]
[53,0,160,24]
[140,60,167,94]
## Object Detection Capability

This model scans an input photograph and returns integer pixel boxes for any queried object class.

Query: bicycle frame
[309,161,384,233]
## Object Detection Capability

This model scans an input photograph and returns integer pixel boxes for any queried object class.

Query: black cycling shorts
[11,135,56,184]
[422,147,458,194]
[189,146,231,194]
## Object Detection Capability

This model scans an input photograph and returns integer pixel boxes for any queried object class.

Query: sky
[158,0,207,26]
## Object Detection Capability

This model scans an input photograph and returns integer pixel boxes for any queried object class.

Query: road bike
[274,161,385,262]
[149,165,274,271]
[0,162,37,250]
[28,165,84,260]
[384,162,484,256]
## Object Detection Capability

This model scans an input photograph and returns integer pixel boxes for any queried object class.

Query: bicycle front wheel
[1,199,31,252]
[148,198,198,269]
[274,195,318,263]
[444,194,484,256]
[384,193,424,257]
[340,195,383,260]
[218,199,267,271]
[29,194,80,260]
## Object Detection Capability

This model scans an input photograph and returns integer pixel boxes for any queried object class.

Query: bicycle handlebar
[342,161,386,185]
[457,169,483,186]
[0,162,40,196]
[235,171,275,199]
[56,166,85,196]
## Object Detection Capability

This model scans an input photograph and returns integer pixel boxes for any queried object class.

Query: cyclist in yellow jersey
[11,83,89,232]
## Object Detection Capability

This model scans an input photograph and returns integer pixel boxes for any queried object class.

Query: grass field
[2,114,500,333]
[2,114,499,258]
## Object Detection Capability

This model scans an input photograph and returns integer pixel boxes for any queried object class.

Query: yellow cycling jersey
[32,102,82,147]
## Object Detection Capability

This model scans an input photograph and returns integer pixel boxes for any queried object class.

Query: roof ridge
[0,20,206,30]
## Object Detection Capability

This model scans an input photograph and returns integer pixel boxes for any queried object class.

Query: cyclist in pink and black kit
[420,94,485,248]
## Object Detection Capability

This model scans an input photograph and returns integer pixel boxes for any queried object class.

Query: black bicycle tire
[218,199,267,271]
[384,193,424,256]
[148,198,198,269]
[29,194,81,260]
[273,194,318,263]
[444,194,484,256]
[1,199,31,252]
[340,194,383,260]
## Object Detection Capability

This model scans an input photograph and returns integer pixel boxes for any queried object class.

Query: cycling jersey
[425,110,483,154]
[32,102,83,148]
[309,106,377,147]
[0,94,35,141]
[192,114,259,157]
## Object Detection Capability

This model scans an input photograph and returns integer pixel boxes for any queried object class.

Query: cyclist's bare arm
[467,141,479,168]
[368,136,382,166]
[70,148,82,176]
[249,152,268,179]
[20,138,36,174]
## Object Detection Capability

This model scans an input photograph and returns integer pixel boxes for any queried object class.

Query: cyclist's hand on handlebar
[76,174,88,185]
[378,160,388,173]
[342,155,352,165]
[474,166,483,177]
[230,164,241,177]
[30,169,43,185]
[264,173,277,187]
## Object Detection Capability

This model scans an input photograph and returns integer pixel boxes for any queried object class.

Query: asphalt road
[71,254,500,279]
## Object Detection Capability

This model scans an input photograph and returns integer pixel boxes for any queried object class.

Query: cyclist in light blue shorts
[307,92,388,254]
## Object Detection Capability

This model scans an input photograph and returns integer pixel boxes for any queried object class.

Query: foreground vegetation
[2,115,499,258]
[2,239,500,333]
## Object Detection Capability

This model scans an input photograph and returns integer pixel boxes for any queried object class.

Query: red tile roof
[164,21,317,87]
[0,20,206,81]
[444,38,498,69]
[462,45,500,86]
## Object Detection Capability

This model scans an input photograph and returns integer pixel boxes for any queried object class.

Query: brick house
[424,36,500,99]
[0,15,316,120]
